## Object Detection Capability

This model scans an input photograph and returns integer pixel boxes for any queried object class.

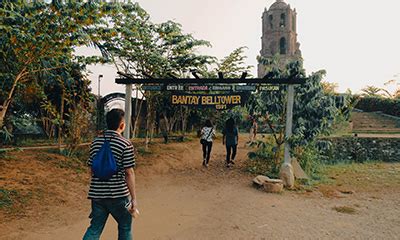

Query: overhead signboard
[210,85,233,91]
[142,85,163,91]
[141,84,279,92]
[187,85,209,91]
[234,85,257,91]
[167,85,184,91]
[259,85,279,91]
[171,93,246,110]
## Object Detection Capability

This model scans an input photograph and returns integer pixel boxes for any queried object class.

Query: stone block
[280,163,295,189]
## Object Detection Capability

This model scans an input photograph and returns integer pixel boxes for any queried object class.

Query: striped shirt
[87,130,135,199]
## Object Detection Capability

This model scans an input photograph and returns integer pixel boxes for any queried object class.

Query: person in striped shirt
[83,109,137,240]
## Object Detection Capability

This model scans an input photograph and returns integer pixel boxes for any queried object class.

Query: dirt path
[2,137,400,239]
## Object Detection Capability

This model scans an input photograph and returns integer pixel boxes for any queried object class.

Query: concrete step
[351,111,400,132]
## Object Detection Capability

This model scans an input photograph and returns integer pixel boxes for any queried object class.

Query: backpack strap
[102,131,121,172]
[103,130,114,143]
[205,128,213,140]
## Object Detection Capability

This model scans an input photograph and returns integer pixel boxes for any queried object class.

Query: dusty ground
[1,135,400,240]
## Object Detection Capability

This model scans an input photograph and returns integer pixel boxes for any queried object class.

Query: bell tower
[258,0,302,77]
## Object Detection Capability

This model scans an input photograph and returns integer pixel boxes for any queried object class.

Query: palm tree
[361,86,384,97]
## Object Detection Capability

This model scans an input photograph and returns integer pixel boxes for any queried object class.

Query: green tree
[361,85,385,98]
[0,1,109,129]
[99,2,214,146]
[321,81,339,95]
[247,61,346,175]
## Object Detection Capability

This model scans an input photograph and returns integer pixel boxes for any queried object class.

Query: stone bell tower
[258,0,302,78]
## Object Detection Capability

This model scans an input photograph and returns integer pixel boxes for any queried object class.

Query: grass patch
[315,162,400,195]
[15,138,57,147]
[56,157,86,173]
[0,189,31,211]
[44,147,89,173]
[0,189,17,209]
[333,206,357,214]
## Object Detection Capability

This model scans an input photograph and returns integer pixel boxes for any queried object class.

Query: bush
[247,138,284,178]
[356,97,400,117]
[294,143,324,180]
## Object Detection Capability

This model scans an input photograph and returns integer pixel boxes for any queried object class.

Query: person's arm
[87,141,95,177]
[122,143,137,209]
[236,128,239,143]
[212,128,216,139]
[125,167,137,209]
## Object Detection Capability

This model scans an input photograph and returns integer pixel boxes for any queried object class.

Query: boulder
[253,175,271,187]
[263,181,284,193]
[280,163,295,189]
[253,175,284,193]
[291,158,309,180]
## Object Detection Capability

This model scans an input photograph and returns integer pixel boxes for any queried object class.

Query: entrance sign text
[171,93,244,110]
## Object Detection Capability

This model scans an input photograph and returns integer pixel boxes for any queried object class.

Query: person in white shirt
[200,119,216,167]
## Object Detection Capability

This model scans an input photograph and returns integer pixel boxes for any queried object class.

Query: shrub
[294,143,325,180]
[356,97,400,117]
[247,138,284,178]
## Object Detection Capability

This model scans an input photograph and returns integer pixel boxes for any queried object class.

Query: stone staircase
[351,111,400,133]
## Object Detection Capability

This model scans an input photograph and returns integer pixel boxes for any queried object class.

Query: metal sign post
[284,85,295,164]
[123,84,132,139]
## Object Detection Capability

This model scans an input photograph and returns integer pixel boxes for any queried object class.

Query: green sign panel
[142,85,163,91]
[234,85,257,91]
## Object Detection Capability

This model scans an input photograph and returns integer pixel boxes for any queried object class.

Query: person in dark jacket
[222,118,239,167]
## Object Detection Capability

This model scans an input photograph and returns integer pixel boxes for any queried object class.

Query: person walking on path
[83,109,137,240]
[223,118,239,168]
[159,114,169,144]
[249,117,258,142]
[200,119,216,168]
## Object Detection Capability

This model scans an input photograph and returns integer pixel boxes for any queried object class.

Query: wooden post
[124,84,132,139]
[284,85,294,164]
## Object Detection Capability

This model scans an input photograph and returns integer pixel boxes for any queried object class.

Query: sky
[83,0,400,96]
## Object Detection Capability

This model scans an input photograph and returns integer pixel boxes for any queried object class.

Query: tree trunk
[58,90,65,152]
[181,106,189,135]
[0,68,28,129]
[145,97,152,150]
[162,112,170,134]
[133,96,144,138]
[0,111,5,130]
[169,111,179,133]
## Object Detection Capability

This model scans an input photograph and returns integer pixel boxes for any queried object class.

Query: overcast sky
[84,0,400,95]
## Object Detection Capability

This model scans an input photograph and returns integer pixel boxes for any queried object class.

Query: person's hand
[129,199,137,213]
[129,199,140,218]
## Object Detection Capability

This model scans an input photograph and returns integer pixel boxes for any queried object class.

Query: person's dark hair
[106,109,125,130]
[205,119,213,128]
[225,117,235,133]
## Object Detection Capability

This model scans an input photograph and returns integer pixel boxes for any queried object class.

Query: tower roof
[269,0,288,10]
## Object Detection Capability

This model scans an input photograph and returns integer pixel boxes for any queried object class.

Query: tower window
[280,13,286,28]
[269,15,273,29]
[280,37,286,55]
[292,15,296,31]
